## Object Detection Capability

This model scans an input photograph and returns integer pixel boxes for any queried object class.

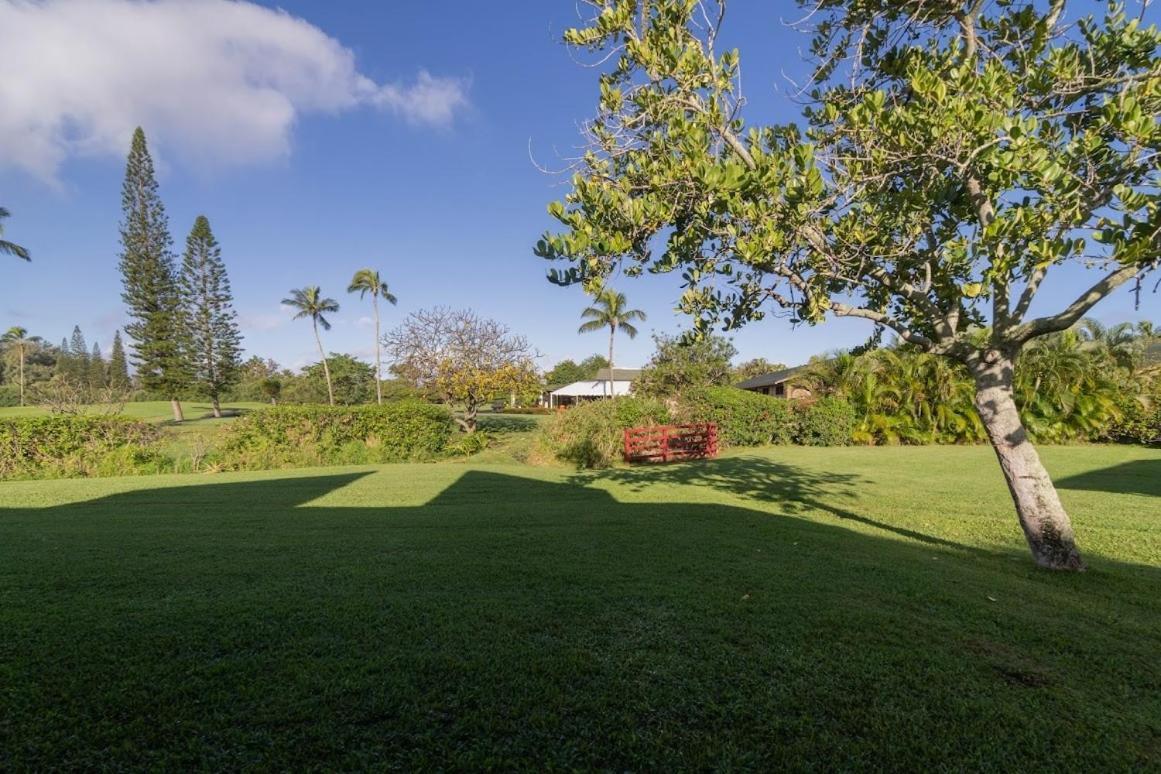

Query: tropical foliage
[801,321,1157,446]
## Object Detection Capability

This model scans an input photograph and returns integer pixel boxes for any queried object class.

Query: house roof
[550,380,636,397]
[593,367,643,381]
[735,366,807,390]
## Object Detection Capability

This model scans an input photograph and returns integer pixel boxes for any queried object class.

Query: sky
[2,0,1158,373]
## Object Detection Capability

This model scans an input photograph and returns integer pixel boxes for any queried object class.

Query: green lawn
[0,400,268,422]
[1,446,1158,768]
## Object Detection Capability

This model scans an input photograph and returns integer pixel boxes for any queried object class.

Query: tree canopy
[384,307,538,432]
[536,0,1161,570]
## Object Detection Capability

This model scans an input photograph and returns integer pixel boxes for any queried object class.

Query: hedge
[220,401,457,469]
[0,415,164,479]
[541,397,672,468]
[794,398,857,446]
[677,386,795,447]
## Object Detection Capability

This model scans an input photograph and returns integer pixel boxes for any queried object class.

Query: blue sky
[2,0,1157,372]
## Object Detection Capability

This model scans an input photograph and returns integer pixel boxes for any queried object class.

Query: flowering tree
[384,308,538,432]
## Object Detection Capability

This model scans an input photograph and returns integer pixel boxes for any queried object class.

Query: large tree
[179,216,242,417]
[577,287,647,396]
[347,268,398,405]
[636,333,737,398]
[537,0,1161,570]
[283,286,340,405]
[0,207,30,262]
[384,307,538,432]
[118,128,189,422]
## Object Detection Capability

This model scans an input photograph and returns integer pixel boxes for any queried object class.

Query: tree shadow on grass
[1,469,1160,770]
[475,415,540,434]
[575,455,976,554]
[1056,459,1161,498]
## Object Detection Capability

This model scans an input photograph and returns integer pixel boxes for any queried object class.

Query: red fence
[623,423,719,464]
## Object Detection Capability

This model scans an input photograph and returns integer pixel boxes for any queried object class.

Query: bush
[0,415,164,479]
[1103,387,1161,445]
[221,401,456,469]
[0,385,22,407]
[541,397,671,468]
[676,386,795,447]
[501,406,551,415]
[446,431,491,457]
[794,398,857,446]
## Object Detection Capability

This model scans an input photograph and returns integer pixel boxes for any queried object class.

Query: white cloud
[0,0,471,182]
[240,306,290,332]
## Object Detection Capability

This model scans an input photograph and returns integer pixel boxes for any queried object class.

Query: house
[736,366,812,400]
[546,367,642,408]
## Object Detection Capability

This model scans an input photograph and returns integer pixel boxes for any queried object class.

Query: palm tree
[1078,318,1141,371]
[283,286,340,405]
[578,288,646,398]
[2,326,35,405]
[0,208,30,262]
[347,268,397,405]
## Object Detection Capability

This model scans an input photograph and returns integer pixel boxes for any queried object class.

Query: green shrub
[500,406,551,415]
[221,401,456,469]
[0,385,22,407]
[0,415,164,479]
[794,398,857,446]
[1103,387,1161,445]
[447,431,491,457]
[676,386,795,447]
[541,397,671,468]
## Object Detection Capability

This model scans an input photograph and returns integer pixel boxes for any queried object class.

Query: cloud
[240,307,290,332]
[0,0,471,182]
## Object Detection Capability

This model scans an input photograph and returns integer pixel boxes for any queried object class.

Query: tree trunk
[211,397,222,419]
[314,321,335,406]
[373,294,383,405]
[170,398,185,423]
[970,351,1085,571]
[607,325,615,400]
[462,401,478,433]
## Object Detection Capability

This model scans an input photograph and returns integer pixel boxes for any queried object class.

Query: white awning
[550,380,635,398]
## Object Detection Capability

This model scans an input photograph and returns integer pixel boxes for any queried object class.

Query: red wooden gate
[623,423,718,464]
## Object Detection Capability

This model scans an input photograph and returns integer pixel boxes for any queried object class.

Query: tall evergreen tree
[89,343,107,390]
[56,338,71,380]
[69,326,90,378]
[118,127,189,421]
[179,215,242,417]
[109,330,131,391]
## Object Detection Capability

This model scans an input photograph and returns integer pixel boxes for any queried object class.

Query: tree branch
[1010,263,1141,342]
[832,303,935,349]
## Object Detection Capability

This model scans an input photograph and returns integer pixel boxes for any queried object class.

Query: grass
[1,445,1158,768]
[0,400,268,422]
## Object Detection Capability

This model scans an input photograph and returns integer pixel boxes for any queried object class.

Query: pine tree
[89,343,107,391]
[179,215,242,417]
[118,127,189,421]
[109,330,131,391]
[69,326,90,379]
[56,338,71,380]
